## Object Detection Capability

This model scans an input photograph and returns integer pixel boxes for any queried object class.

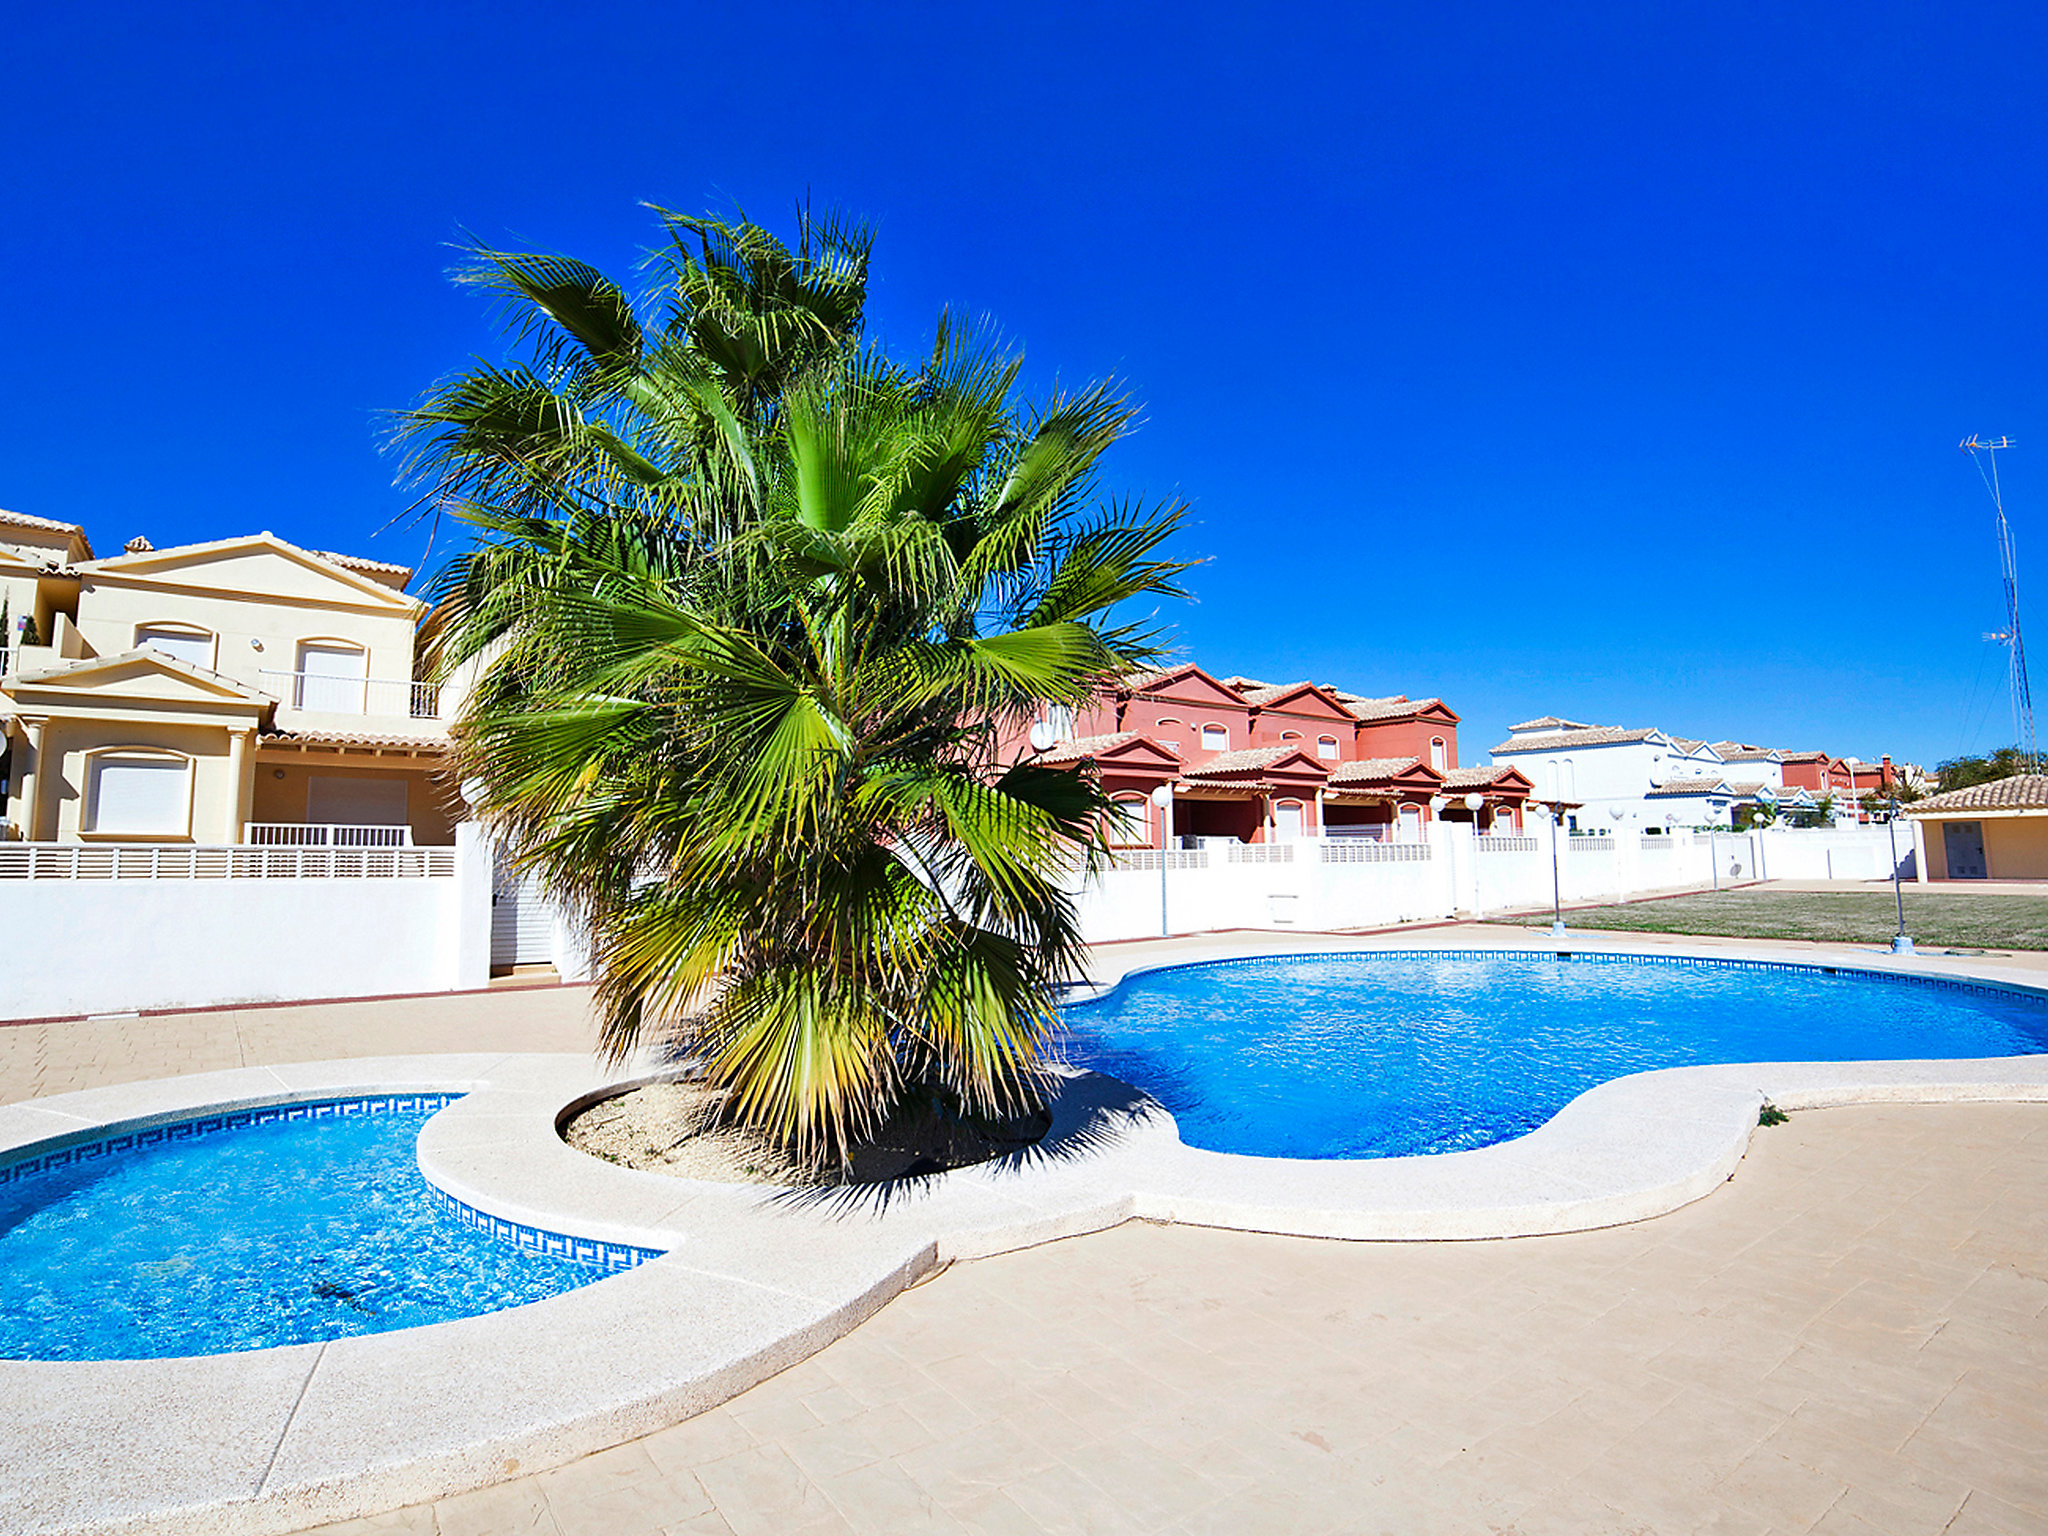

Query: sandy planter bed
[563,1079,1054,1185]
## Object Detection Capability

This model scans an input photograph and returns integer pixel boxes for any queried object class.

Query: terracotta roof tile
[260,728,448,752]
[1327,756,1427,785]
[1906,775,2048,814]
[0,507,85,535]
[1344,695,1444,724]
[1183,745,1311,776]
[1508,715,1592,732]
[1645,776,1730,797]
[1491,726,1662,754]
[1032,731,1168,767]
[1442,765,1518,789]
[316,550,413,579]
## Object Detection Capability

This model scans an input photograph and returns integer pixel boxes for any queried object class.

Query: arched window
[295,638,369,713]
[1199,723,1229,751]
[84,747,194,838]
[1397,803,1424,841]
[1151,716,1184,751]
[1273,799,1305,841]
[1561,758,1577,797]
[1316,735,1339,760]
[134,623,216,670]
[1280,730,1302,741]
[1107,793,1150,847]
[1429,736,1447,772]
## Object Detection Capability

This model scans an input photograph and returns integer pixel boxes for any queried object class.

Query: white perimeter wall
[1072,822,1917,942]
[0,826,491,1021]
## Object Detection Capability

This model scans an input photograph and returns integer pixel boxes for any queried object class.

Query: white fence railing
[259,670,441,719]
[1476,835,1539,853]
[1639,834,1676,850]
[1568,836,1616,852]
[0,843,455,880]
[244,822,414,847]
[1320,841,1432,864]
[1110,848,1211,872]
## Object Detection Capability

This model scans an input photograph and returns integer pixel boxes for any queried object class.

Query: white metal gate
[490,872,556,968]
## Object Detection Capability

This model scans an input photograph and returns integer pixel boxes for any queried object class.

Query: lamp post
[1887,794,1915,954]
[1150,783,1174,938]
[1542,801,1566,939]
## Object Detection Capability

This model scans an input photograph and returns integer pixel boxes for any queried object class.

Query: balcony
[259,670,441,720]
[244,822,415,847]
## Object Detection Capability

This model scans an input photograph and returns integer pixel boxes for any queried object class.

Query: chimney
[124,535,153,554]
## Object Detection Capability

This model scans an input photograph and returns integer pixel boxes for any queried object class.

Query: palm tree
[400,206,1190,1164]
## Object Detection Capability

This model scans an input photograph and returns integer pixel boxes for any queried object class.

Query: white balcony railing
[0,843,454,880]
[260,670,441,719]
[244,822,414,847]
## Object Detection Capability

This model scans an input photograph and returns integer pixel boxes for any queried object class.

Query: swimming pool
[1058,952,2048,1160]
[0,1096,655,1361]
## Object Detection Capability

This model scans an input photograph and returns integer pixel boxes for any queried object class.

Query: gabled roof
[1032,732,1183,770]
[1711,742,1782,763]
[1776,750,1830,764]
[7,648,273,708]
[1182,744,1327,779]
[1237,679,1355,720]
[316,550,414,588]
[1342,694,1457,725]
[0,507,86,536]
[1122,662,1249,710]
[1645,776,1730,798]
[1327,756,1442,787]
[1725,780,1775,798]
[1508,715,1592,733]
[1906,775,2048,814]
[1442,764,1533,793]
[1666,737,1718,756]
[1491,726,1664,754]
[75,532,423,611]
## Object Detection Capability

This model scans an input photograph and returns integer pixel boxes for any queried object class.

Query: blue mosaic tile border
[422,1185,663,1273]
[1064,947,2048,1012]
[0,1093,464,1189]
[0,1092,666,1275]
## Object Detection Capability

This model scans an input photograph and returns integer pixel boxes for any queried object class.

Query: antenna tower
[1961,434,2037,771]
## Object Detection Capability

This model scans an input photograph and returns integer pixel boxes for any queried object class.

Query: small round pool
[1058,951,2048,1160]
[0,1096,656,1361]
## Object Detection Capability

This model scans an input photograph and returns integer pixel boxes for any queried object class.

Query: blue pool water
[1059,952,2048,1160]
[0,1098,620,1361]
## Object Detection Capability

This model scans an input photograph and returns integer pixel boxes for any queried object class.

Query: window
[1429,736,1447,772]
[295,640,368,713]
[87,751,192,836]
[134,624,215,670]
[1273,800,1305,841]
[307,775,409,828]
[1107,794,1150,847]
[1561,759,1577,797]
[1199,724,1228,751]
[1280,730,1302,741]
[1316,735,1339,760]
[1398,803,1423,841]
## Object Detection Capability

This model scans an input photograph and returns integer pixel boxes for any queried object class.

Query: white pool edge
[0,934,2043,1535]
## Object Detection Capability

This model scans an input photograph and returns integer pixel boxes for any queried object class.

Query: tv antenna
[1962,434,2037,772]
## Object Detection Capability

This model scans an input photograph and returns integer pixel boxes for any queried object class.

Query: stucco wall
[1986,817,2048,880]
[74,562,419,698]
[251,759,459,844]
[36,717,241,843]
[0,826,492,1020]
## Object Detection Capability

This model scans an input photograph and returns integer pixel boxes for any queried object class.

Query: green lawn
[1486,890,2048,951]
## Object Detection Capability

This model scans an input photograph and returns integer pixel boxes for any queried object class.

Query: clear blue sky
[5,3,2044,767]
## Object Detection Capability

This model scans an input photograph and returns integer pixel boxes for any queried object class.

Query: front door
[1944,821,1988,880]
[1274,801,1304,841]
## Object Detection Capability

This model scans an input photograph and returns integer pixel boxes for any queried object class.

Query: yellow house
[1906,775,2048,882]
[1,512,458,847]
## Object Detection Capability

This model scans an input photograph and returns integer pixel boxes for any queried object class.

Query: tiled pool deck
[3,922,2044,1534]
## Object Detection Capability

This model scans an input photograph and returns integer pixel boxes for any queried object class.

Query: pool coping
[2,932,2045,1535]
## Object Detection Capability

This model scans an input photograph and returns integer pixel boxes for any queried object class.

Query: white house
[1489,719,1739,831]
